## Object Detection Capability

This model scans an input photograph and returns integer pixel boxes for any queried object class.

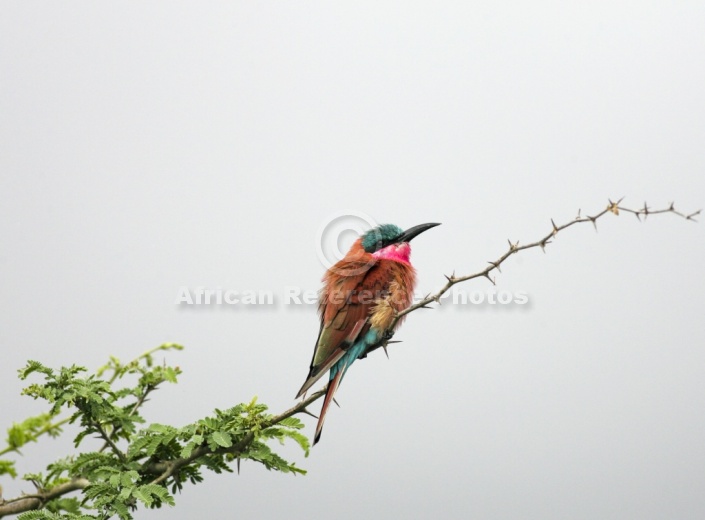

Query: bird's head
[360,222,440,263]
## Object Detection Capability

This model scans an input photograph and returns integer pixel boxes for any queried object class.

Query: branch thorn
[607,198,620,215]
[487,261,501,273]
[551,218,559,235]
[300,408,319,419]
[588,215,598,231]
[484,272,496,286]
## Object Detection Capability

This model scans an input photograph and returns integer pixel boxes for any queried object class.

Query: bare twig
[377,199,698,345]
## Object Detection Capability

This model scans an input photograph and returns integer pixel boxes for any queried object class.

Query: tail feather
[313,366,346,445]
[295,349,346,399]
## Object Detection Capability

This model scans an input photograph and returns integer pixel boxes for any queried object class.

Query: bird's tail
[313,365,346,445]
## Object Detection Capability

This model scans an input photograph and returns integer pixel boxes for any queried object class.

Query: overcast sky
[2,2,704,519]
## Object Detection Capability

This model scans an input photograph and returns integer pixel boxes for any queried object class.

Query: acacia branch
[1,345,177,460]
[376,199,699,348]
[0,389,328,517]
[0,198,697,518]
[146,388,327,485]
[94,422,126,463]
[0,478,89,518]
[98,384,156,454]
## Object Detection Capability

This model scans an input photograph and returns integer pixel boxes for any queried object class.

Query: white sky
[2,2,704,519]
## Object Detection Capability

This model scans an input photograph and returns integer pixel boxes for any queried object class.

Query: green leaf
[210,431,232,448]
[18,360,52,380]
[163,367,178,383]
[147,423,172,434]
[120,470,139,487]
[0,459,17,477]
[140,483,175,506]
[200,417,217,429]
[45,497,81,514]
[118,486,133,501]
[283,430,310,457]
[180,434,204,458]
[277,417,304,429]
[18,511,62,520]
[131,487,153,507]
[146,435,164,456]
[112,500,131,520]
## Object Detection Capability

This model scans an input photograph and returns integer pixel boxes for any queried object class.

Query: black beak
[397,222,441,243]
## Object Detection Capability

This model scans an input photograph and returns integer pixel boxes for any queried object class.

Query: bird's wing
[295,259,391,398]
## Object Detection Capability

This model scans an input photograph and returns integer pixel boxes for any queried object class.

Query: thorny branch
[372,199,699,351]
[0,198,698,518]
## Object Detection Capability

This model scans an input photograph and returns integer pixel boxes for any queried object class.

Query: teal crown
[361,224,403,253]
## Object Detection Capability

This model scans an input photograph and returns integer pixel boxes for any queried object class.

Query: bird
[296,222,440,444]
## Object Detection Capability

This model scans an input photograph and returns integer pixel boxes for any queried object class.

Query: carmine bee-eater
[296,222,440,444]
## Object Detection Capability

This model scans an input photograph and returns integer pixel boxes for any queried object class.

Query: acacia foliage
[0,345,309,519]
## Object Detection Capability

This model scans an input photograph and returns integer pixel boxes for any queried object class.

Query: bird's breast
[369,261,416,331]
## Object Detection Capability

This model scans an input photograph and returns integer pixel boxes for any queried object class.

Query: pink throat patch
[372,243,411,264]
